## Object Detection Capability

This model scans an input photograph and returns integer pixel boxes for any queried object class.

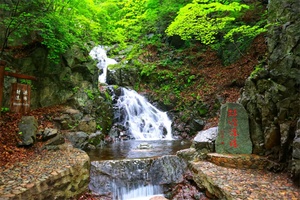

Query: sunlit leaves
[165,0,262,45]
[224,25,266,42]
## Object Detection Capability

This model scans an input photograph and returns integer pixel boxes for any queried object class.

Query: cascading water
[112,181,164,200]
[89,45,173,140]
[89,45,117,83]
[116,88,172,140]
[89,46,173,199]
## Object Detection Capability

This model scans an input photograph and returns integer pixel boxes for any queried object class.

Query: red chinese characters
[219,130,225,145]
[227,109,237,117]
[228,109,238,148]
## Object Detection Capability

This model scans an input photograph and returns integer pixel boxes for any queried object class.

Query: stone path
[1,143,299,200]
[0,143,89,200]
[190,160,300,200]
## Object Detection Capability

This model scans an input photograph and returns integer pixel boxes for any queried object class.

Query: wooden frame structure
[0,65,37,114]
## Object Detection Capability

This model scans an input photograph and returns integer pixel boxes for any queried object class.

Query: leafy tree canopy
[0,0,266,62]
[0,0,108,61]
[165,0,266,46]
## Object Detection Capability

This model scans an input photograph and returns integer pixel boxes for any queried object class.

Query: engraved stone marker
[216,103,252,154]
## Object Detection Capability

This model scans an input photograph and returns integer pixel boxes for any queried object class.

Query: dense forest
[0,0,271,166]
[1,0,300,198]
[0,0,267,117]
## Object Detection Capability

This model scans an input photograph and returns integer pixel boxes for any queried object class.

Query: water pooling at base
[86,140,191,161]
[88,46,185,200]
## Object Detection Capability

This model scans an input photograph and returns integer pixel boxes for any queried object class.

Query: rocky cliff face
[3,44,98,109]
[2,43,114,134]
[239,0,300,184]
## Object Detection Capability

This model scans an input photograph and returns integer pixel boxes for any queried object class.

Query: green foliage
[0,0,109,61]
[84,89,95,100]
[19,79,32,85]
[103,90,112,101]
[96,124,103,131]
[0,0,192,61]
[166,0,266,46]
[250,64,264,79]
[1,107,9,113]
[140,64,156,77]
[224,25,266,42]
[0,1,41,55]
[72,86,80,93]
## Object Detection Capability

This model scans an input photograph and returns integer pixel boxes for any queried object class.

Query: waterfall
[116,88,172,140]
[89,45,173,140]
[89,45,117,83]
[112,181,164,200]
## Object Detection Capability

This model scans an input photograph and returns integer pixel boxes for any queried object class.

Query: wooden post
[4,71,37,81]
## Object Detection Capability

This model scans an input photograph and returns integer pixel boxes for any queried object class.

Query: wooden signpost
[0,65,37,114]
[10,83,31,113]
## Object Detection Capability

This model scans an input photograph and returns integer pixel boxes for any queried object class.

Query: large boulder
[89,156,187,199]
[193,127,218,149]
[17,116,38,146]
[149,155,187,185]
[64,131,89,149]
[107,65,139,87]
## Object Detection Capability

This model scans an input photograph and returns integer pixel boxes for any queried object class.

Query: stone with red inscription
[215,103,252,154]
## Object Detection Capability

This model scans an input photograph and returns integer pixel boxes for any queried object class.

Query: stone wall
[239,0,300,181]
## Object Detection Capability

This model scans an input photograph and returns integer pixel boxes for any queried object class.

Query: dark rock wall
[3,44,98,109]
[239,0,300,181]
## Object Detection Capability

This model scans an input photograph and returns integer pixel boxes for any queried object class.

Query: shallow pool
[86,139,192,161]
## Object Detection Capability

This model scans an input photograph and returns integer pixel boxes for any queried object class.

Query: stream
[86,139,192,161]
[88,46,192,200]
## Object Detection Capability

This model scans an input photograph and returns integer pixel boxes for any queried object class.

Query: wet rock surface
[89,155,188,198]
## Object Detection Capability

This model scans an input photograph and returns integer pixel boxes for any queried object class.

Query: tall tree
[0,0,41,57]
[0,0,105,62]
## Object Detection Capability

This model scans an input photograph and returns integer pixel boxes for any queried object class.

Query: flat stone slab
[190,161,300,199]
[207,153,271,170]
[216,103,252,154]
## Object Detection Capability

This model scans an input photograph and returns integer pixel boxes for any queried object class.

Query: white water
[113,183,164,200]
[89,45,117,83]
[116,88,173,140]
[89,46,172,199]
